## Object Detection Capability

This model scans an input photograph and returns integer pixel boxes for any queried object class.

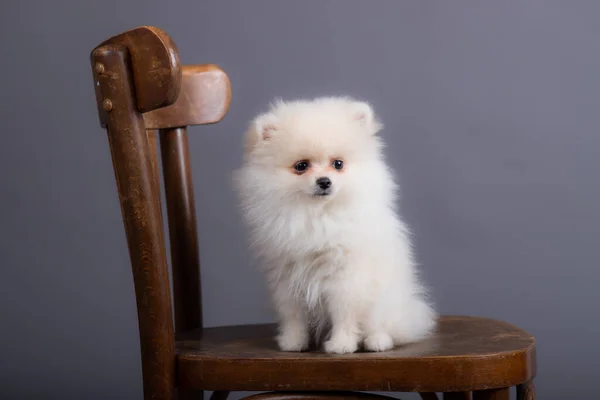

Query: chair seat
[175,315,535,393]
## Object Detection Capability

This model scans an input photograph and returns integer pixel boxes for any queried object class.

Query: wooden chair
[89,26,536,400]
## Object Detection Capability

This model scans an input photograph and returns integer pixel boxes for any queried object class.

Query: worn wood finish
[240,392,399,399]
[472,388,509,400]
[95,26,181,115]
[147,129,167,235]
[146,129,168,290]
[444,393,471,400]
[145,65,231,129]
[159,127,202,333]
[176,316,535,393]
[516,381,535,400]
[91,42,176,400]
[147,130,161,191]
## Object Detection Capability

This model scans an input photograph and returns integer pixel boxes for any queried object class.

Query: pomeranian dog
[234,96,436,354]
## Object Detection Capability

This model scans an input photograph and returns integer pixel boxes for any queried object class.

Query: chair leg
[177,388,204,400]
[443,392,471,400]
[517,380,535,400]
[472,388,509,400]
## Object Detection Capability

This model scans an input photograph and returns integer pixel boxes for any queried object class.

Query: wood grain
[95,26,181,115]
[159,127,202,333]
[147,130,161,191]
[240,392,398,399]
[145,65,231,129]
[444,393,470,400]
[176,316,535,393]
[91,43,176,400]
[517,381,535,400]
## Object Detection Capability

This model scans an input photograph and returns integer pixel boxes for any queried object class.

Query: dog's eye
[332,159,344,170]
[293,161,310,173]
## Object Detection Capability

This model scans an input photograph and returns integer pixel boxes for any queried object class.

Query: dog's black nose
[316,177,331,189]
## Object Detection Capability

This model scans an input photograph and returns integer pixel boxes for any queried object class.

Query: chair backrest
[89,26,231,399]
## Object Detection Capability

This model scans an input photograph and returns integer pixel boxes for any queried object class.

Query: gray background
[1,1,598,399]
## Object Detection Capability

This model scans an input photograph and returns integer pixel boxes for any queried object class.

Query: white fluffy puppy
[234,97,436,354]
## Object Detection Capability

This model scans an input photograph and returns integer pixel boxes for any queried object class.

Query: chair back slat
[159,127,203,333]
[144,65,231,129]
[144,64,231,334]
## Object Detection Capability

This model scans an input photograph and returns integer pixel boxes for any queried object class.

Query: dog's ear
[350,101,383,135]
[255,113,280,141]
[244,112,280,153]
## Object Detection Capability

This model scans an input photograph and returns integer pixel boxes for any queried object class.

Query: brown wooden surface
[176,316,535,393]
[145,65,231,129]
[444,393,471,400]
[91,42,176,400]
[159,127,203,333]
[516,381,535,400]
[96,26,181,115]
[240,393,399,399]
[147,130,161,190]
[146,130,167,241]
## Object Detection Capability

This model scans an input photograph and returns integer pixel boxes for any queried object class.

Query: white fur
[234,96,437,354]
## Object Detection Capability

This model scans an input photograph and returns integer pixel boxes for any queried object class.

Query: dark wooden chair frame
[89,26,536,400]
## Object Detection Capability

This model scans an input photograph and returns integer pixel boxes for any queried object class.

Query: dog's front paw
[276,329,309,352]
[364,332,394,352]
[324,333,358,354]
